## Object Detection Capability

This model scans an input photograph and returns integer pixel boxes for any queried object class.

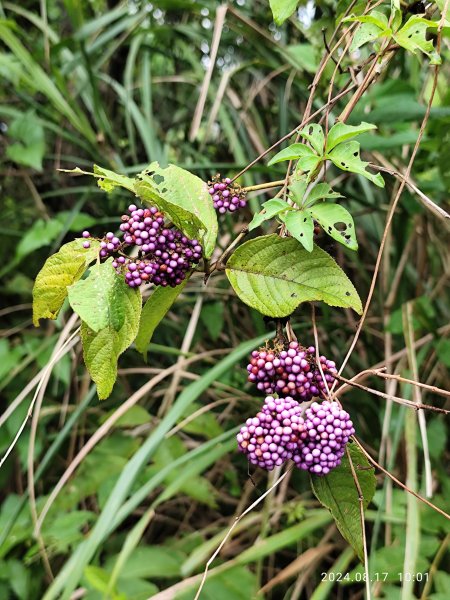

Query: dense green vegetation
[0,1,449,599]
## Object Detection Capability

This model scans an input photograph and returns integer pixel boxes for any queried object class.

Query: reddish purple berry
[208,175,247,214]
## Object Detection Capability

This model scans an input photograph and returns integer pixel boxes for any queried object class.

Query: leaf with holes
[326,122,377,152]
[80,284,141,400]
[311,443,376,562]
[328,141,385,187]
[248,199,293,231]
[135,278,189,357]
[394,16,441,64]
[309,203,358,251]
[269,0,299,25]
[68,260,139,333]
[268,143,319,168]
[299,123,325,155]
[280,211,314,252]
[344,12,390,52]
[304,183,343,207]
[225,234,362,317]
[33,239,100,326]
[135,163,218,258]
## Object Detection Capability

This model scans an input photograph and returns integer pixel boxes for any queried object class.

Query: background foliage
[0,1,449,599]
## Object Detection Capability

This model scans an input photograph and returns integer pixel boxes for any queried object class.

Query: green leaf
[6,110,45,171]
[15,219,64,261]
[280,211,314,252]
[394,16,441,64]
[248,198,291,231]
[106,546,183,580]
[68,260,133,333]
[328,141,385,187]
[268,143,318,166]
[311,443,376,562]
[33,239,100,326]
[326,121,377,152]
[299,123,325,154]
[93,165,136,193]
[269,0,299,25]
[288,178,308,204]
[135,163,218,258]
[344,13,389,52]
[80,283,141,400]
[304,183,343,207]
[225,234,362,317]
[309,203,358,251]
[135,279,188,357]
[391,0,403,32]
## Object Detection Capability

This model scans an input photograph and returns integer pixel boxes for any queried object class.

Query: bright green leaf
[33,239,100,326]
[328,141,385,187]
[391,0,403,32]
[135,163,217,258]
[268,143,318,166]
[135,278,189,357]
[344,12,389,52]
[326,121,377,152]
[280,211,314,252]
[394,16,441,64]
[106,546,184,579]
[225,234,362,317]
[269,0,299,25]
[6,110,45,171]
[304,182,343,207]
[311,443,376,562]
[299,123,325,154]
[309,203,358,251]
[68,260,133,333]
[248,198,291,231]
[93,165,136,193]
[288,178,308,205]
[80,283,141,399]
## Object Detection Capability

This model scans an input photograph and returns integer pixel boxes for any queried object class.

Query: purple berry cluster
[208,175,247,214]
[237,397,354,475]
[237,396,307,470]
[80,204,202,288]
[293,401,355,475]
[247,341,337,402]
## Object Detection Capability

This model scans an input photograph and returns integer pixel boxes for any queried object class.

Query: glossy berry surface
[80,203,202,288]
[208,175,247,214]
[293,401,355,476]
[237,396,306,470]
[247,341,336,402]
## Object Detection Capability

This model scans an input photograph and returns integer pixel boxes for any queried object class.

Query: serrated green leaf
[269,0,299,25]
[304,183,343,207]
[248,198,291,231]
[33,239,100,326]
[280,211,314,252]
[328,141,385,187]
[351,21,386,52]
[299,123,325,154]
[93,165,136,194]
[311,443,376,562]
[268,143,318,166]
[225,234,362,317]
[394,16,441,64]
[135,278,189,357]
[326,121,377,152]
[80,282,141,400]
[135,163,217,258]
[309,203,358,251]
[68,261,135,333]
